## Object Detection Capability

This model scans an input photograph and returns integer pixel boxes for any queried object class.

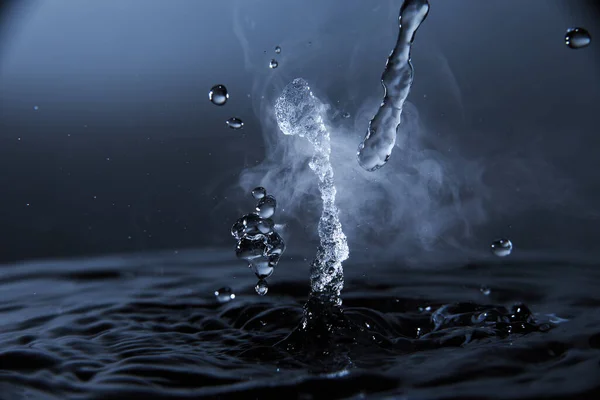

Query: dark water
[1,249,599,399]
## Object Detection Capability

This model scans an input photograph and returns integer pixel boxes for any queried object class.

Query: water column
[275,78,349,305]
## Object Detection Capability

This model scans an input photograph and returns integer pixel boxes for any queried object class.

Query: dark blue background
[1,0,599,264]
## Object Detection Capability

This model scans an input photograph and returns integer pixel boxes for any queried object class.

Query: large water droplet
[480,285,491,296]
[275,46,281,54]
[342,112,350,119]
[565,27,591,49]
[226,117,244,129]
[256,195,277,218]
[214,287,235,303]
[209,84,229,106]
[491,238,513,257]
[357,0,430,171]
[269,59,279,69]
[251,187,266,199]
[255,279,268,296]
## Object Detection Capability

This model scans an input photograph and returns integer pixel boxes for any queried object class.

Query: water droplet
[491,238,513,257]
[269,59,279,69]
[209,84,229,106]
[342,112,350,119]
[565,27,591,49]
[33,106,39,111]
[275,46,281,54]
[214,287,235,303]
[256,195,277,218]
[255,279,268,296]
[226,117,244,129]
[251,187,266,199]
[480,285,491,296]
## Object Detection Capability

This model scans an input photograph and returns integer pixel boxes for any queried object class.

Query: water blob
[565,27,591,49]
[269,59,279,69]
[214,287,235,303]
[275,78,349,303]
[341,112,350,119]
[251,187,266,199]
[255,279,269,296]
[275,46,281,54]
[231,189,286,293]
[256,195,277,218]
[209,84,229,106]
[226,117,244,129]
[480,285,491,296]
[33,105,39,111]
[357,0,430,171]
[491,238,513,257]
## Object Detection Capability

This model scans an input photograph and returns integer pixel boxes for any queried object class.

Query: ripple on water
[0,252,599,399]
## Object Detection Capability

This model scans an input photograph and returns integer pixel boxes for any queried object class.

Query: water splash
[231,188,286,292]
[357,0,430,171]
[274,78,349,304]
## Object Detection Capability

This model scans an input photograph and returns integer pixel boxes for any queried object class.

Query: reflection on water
[0,249,599,399]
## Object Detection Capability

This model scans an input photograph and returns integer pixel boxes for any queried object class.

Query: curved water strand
[275,78,349,304]
[357,0,430,171]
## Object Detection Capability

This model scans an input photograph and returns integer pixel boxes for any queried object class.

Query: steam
[231,0,583,267]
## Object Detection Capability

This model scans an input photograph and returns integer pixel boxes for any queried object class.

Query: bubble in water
[255,279,268,296]
[256,195,277,218]
[275,46,281,54]
[269,59,279,69]
[491,238,513,257]
[565,27,591,49]
[214,287,235,303]
[357,0,430,171]
[342,112,350,119]
[209,84,229,106]
[226,117,244,129]
[251,187,267,199]
[480,285,491,296]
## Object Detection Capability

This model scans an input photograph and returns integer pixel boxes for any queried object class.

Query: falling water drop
[33,106,39,111]
[209,84,229,106]
[255,279,269,296]
[565,27,591,49]
[342,112,350,119]
[226,117,244,129]
[357,0,430,171]
[480,285,491,296]
[269,59,279,69]
[491,238,513,257]
[275,46,281,54]
[251,187,266,199]
[214,287,236,303]
[256,195,277,218]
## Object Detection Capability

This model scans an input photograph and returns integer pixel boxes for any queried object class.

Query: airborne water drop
[226,117,244,129]
[255,279,269,296]
[209,84,229,106]
[491,238,513,257]
[269,59,279,69]
[214,287,236,303]
[251,187,266,199]
[256,195,277,218]
[565,27,591,49]
[275,46,281,54]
